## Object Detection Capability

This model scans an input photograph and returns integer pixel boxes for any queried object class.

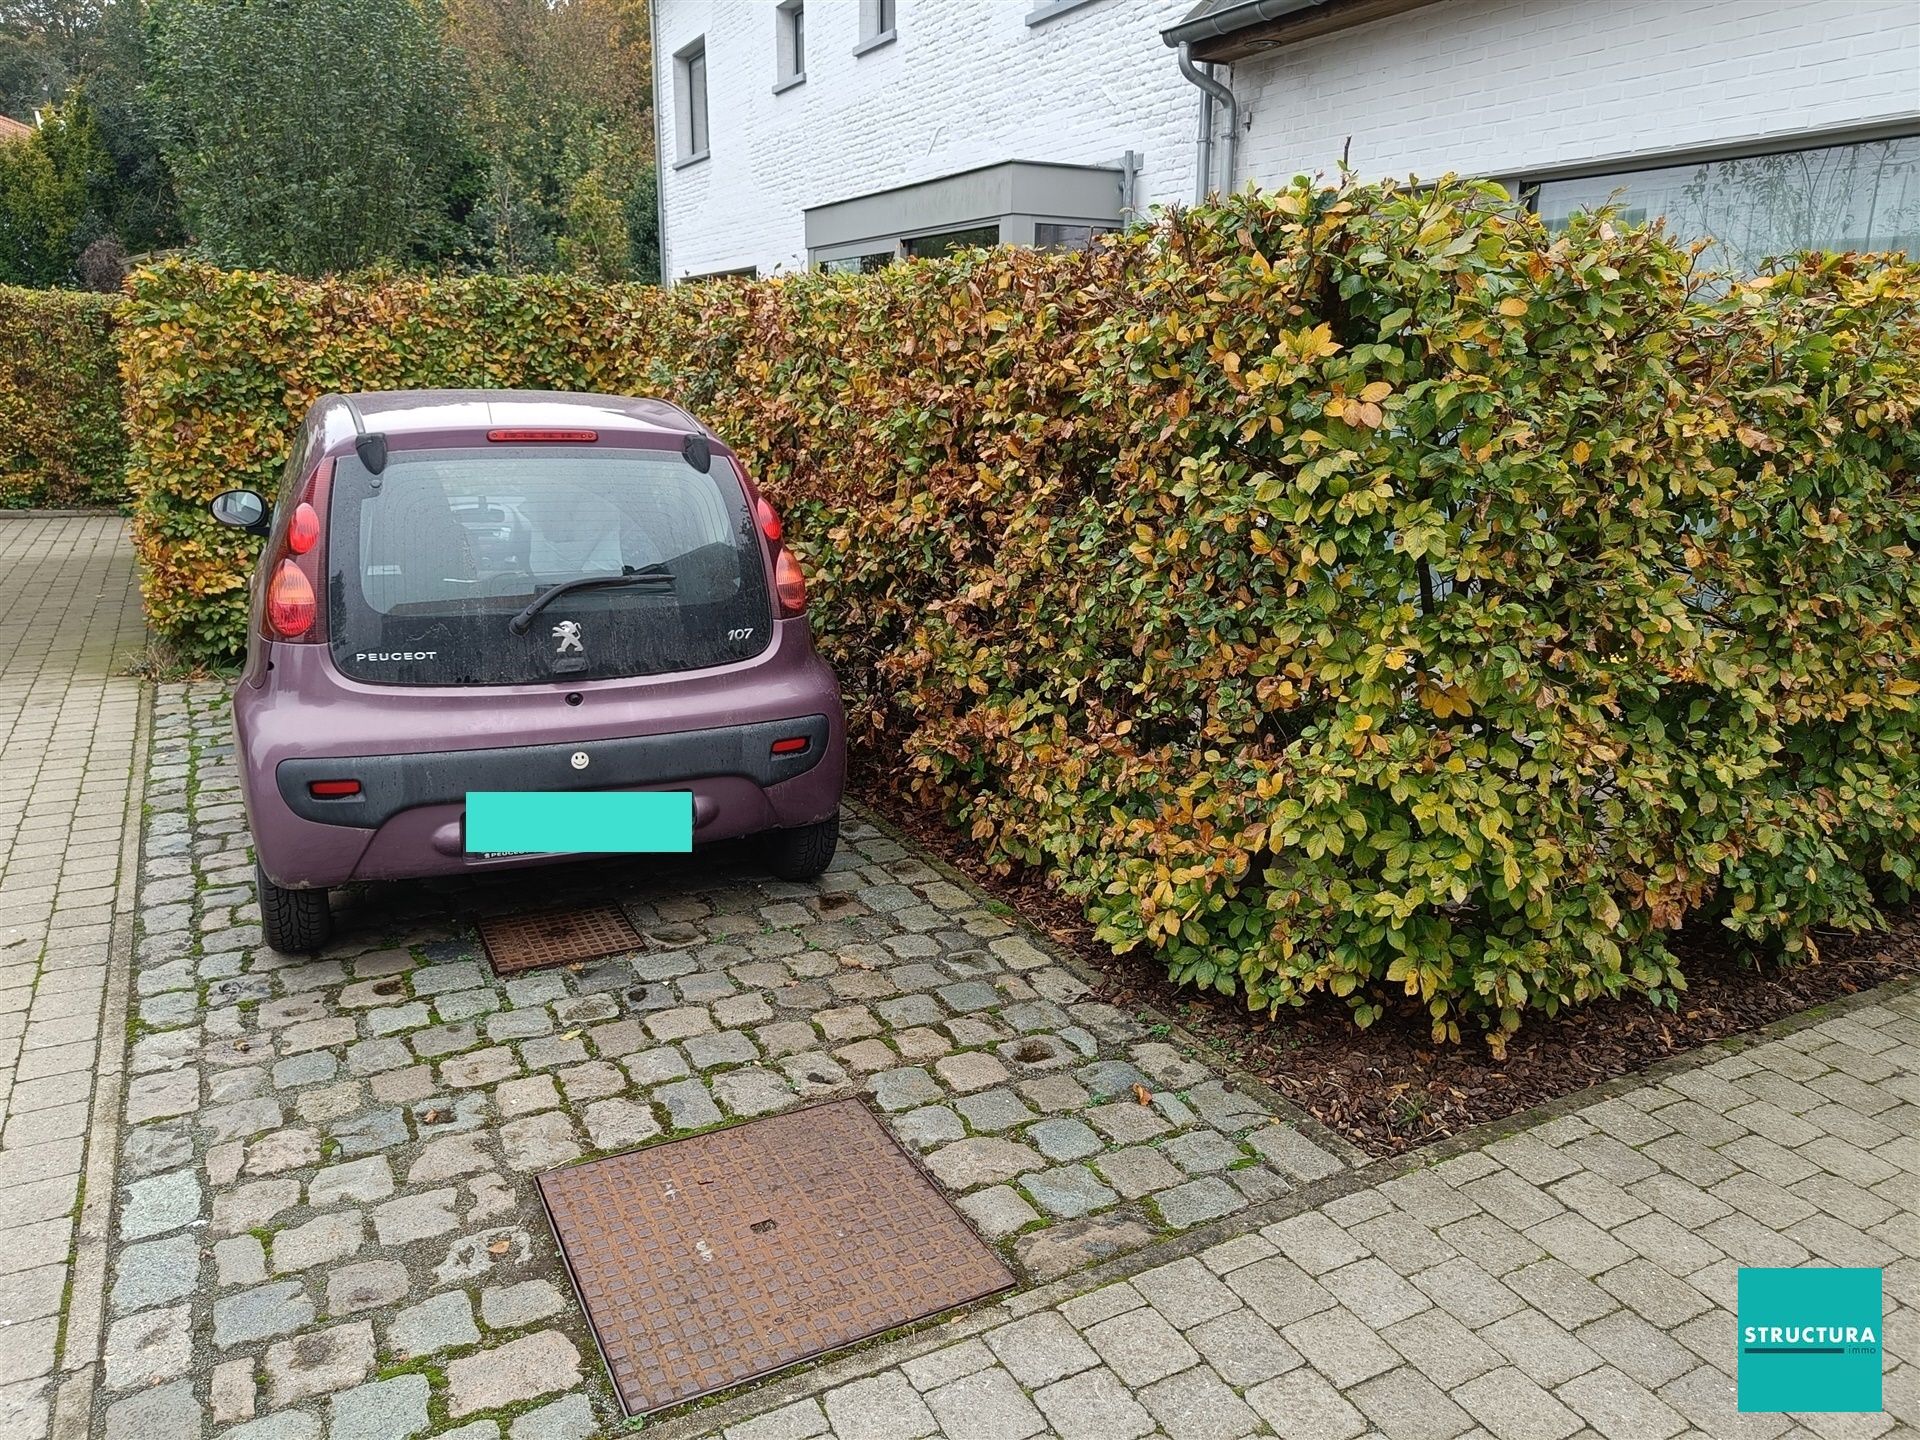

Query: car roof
[310,389,715,453]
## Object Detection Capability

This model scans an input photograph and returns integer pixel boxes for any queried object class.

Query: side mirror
[210,489,270,536]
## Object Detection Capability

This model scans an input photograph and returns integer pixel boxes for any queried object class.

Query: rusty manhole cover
[537,1098,1014,1415]
[477,905,644,975]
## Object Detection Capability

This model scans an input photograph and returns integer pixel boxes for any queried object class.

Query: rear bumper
[276,714,831,828]
[237,622,845,888]
[250,720,843,887]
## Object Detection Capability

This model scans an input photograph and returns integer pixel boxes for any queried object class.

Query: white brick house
[651,0,1920,282]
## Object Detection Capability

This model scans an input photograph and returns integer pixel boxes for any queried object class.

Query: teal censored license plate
[465,791,693,855]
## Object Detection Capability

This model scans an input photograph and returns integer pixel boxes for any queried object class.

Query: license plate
[464,791,693,855]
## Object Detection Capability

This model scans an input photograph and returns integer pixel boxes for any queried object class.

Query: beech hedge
[120,177,1920,1044]
[0,284,127,506]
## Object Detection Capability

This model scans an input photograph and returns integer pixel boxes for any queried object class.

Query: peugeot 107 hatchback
[210,390,847,954]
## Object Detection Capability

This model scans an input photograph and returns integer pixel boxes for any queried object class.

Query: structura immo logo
[1737,1267,1883,1413]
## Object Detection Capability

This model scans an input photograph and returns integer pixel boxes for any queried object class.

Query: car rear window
[326,444,773,686]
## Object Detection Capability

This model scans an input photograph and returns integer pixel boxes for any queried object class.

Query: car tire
[763,813,839,881]
[256,863,333,954]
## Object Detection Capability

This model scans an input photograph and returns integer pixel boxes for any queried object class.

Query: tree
[2,2,178,258]
[0,92,106,282]
[446,0,655,277]
[147,0,472,274]
[0,0,106,113]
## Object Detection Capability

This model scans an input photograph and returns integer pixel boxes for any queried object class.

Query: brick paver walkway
[678,990,1917,1440]
[0,515,146,1440]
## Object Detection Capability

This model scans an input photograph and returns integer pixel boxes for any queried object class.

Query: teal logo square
[1738,1267,1882,1413]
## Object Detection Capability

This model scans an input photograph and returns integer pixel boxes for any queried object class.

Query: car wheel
[762,813,839,881]
[256,863,333,954]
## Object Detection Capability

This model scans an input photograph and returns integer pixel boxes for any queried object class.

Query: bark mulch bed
[861,784,1920,1159]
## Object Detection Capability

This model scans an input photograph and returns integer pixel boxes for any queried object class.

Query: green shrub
[0,283,127,506]
[119,177,1920,1044]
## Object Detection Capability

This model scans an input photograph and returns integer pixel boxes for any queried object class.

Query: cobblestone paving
[98,682,1353,1438]
[0,515,146,1440]
[678,987,1920,1440]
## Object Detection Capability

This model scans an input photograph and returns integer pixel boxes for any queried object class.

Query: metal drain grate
[537,1098,1014,1415]
[477,904,644,975]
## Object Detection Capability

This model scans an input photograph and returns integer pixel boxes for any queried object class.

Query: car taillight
[263,458,334,643]
[267,561,316,636]
[774,548,807,616]
[770,736,809,755]
[287,502,320,555]
[307,779,361,797]
[755,496,783,543]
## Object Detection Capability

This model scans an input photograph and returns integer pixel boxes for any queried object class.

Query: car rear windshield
[326,444,773,686]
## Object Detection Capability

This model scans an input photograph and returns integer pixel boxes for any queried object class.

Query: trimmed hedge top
[119,177,1920,1045]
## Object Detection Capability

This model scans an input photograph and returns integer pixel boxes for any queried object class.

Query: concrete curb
[50,679,153,1440]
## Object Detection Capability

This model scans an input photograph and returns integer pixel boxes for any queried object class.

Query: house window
[674,39,709,165]
[1529,134,1920,272]
[776,2,805,91]
[1034,222,1114,252]
[855,0,897,55]
[903,224,999,260]
[818,251,894,274]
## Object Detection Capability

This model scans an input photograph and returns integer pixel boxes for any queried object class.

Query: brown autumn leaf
[1131,1083,1153,1106]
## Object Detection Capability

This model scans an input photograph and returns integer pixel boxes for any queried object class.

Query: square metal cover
[478,904,643,975]
[537,1098,1015,1414]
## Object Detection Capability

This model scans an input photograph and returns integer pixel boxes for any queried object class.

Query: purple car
[210,390,846,954]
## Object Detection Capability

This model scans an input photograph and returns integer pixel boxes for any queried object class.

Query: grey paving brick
[1382,1306,1505,1391]
[923,1366,1045,1440]
[822,1372,936,1440]
[1154,1175,1246,1228]
[1282,1303,1402,1389]
[1085,1305,1202,1386]
[387,1290,480,1357]
[1456,1366,1584,1440]
[446,1330,582,1418]
[1186,1306,1300,1385]
[1033,1366,1156,1440]
[1246,1366,1368,1440]
[1350,1364,1475,1440]
[958,1184,1040,1239]
[1594,1259,1713,1328]
[1506,1258,1620,1328]
[1479,1309,1605,1389]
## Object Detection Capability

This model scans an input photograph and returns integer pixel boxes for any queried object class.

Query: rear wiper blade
[507,566,672,634]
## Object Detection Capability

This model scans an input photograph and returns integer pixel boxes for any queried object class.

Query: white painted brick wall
[1234,0,1920,187]
[655,0,1204,280]
[657,0,1920,280]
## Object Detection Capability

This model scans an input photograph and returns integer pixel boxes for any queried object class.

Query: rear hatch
[326,440,773,686]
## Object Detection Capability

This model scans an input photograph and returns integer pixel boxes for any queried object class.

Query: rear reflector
[774,547,807,615]
[770,736,809,755]
[487,429,599,443]
[307,779,361,797]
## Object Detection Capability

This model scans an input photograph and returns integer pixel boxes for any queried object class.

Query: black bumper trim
[275,714,831,830]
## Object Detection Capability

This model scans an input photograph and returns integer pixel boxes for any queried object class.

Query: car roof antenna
[342,396,388,482]
[682,433,711,473]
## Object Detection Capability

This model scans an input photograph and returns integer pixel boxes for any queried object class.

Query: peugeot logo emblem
[570,751,589,770]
